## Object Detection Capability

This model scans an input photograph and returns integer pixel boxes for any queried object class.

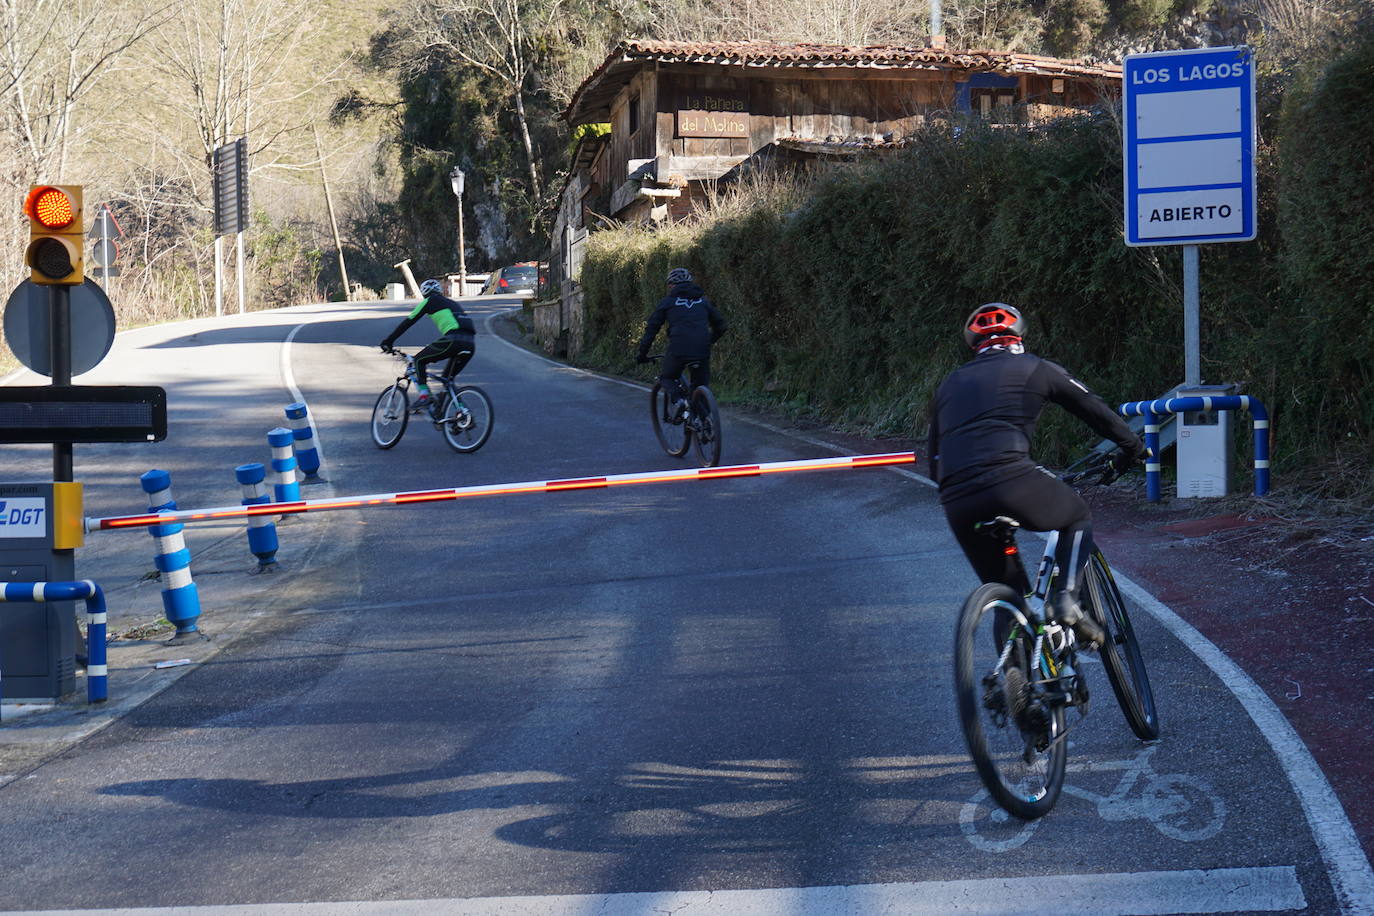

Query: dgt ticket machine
[0,481,82,700]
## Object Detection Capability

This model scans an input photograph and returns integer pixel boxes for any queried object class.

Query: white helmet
[419,277,443,297]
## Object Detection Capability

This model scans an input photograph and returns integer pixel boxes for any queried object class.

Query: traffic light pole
[49,284,73,481]
[47,281,83,660]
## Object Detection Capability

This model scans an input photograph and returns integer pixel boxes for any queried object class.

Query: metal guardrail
[1119,395,1270,502]
[0,580,107,703]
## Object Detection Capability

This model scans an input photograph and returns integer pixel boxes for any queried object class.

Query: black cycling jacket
[928,347,1144,503]
[381,290,475,348]
[636,282,727,359]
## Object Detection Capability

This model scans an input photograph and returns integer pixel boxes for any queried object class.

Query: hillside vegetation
[574,18,1374,501]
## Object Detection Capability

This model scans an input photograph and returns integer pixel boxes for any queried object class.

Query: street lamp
[449,166,467,296]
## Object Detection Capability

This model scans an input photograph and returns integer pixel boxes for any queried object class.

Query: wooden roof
[566,39,1123,124]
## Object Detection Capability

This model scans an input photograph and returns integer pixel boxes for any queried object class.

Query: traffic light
[24,185,83,285]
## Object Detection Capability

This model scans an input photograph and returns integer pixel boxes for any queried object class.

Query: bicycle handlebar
[1060,449,1125,488]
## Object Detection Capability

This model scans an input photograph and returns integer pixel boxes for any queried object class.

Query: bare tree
[385,0,566,200]
[649,0,929,47]
[940,0,1042,51]
[134,0,338,182]
[0,0,173,284]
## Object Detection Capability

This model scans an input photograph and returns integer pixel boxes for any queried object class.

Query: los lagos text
[1131,60,1248,85]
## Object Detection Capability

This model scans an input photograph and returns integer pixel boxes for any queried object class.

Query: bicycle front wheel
[1084,551,1160,740]
[441,384,494,453]
[371,384,409,448]
[955,582,1067,820]
[650,382,691,457]
[691,386,722,467]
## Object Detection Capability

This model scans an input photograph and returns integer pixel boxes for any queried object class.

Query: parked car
[481,264,539,297]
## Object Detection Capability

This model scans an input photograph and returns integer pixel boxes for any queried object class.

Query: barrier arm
[87,452,918,533]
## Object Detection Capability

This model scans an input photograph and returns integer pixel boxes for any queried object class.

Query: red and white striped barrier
[86,452,917,533]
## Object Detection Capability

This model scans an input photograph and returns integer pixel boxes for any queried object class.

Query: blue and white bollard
[139,469,202,637]
[0,580,108,703]
[267,428,301,505]
[284,402,322,480]
[235,463,280,569]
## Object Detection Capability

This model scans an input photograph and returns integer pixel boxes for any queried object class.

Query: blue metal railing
[1119,395,1270,502]
[0,580,107,703]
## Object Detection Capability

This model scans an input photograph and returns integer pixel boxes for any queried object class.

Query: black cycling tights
[415,333,474,389]
[941,466,1094,600]
[659,354,710,403]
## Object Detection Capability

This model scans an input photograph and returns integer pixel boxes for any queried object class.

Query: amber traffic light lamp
[24,185,84,285]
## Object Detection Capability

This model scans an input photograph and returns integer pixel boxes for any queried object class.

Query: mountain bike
[646,354,722,467]
[371,348,494,453]
[953,449,1158,820]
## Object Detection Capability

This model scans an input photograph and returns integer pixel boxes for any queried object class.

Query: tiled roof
[566,39,1121,123]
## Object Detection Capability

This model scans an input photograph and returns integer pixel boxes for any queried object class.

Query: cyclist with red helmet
[928,303,1147,648]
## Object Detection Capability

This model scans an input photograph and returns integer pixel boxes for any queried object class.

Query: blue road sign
[1123,46,1257,247]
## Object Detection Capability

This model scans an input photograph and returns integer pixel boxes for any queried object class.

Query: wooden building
[539,39,1122,355]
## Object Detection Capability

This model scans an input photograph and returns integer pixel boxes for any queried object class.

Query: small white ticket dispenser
[1175,384,1237,498]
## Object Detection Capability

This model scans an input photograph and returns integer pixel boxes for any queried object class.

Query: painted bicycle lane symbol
[960,745,1226,851]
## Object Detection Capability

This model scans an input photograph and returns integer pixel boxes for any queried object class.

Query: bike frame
[994,528,1073,685]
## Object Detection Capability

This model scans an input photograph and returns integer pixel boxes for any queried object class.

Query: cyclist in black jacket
[636,268,727,418]
[928,303,1147,648]
[379,278,476,408]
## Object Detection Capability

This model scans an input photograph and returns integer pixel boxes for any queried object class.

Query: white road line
[281,321,331,494]
[484,310,1374,914]
[10,867,1305,915]
[1116,577,1374,915]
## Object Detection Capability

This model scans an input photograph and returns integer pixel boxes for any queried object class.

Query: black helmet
[963,303,1025,350]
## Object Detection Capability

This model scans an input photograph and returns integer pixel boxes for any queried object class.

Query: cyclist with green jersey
[379,278,477,408]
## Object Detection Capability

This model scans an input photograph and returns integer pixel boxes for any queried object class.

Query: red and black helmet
[963,303,1025,350]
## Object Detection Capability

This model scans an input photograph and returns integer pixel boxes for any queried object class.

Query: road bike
[645,354,722,467]
[953,449,1159,821]
[371,348,494,453]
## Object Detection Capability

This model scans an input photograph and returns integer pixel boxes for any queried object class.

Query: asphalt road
[0,298,1367,914]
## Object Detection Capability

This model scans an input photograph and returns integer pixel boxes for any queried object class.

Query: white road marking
[1115,577,1374,915]
[11,867,1305,915]
[281,322,331,493]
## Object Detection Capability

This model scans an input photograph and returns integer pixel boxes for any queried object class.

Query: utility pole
[314,125,351,300]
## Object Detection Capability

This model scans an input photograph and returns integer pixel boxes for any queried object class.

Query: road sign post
[89,204,123,278]
[1123,47,1257,497]
[213,138,249,316]
[1123,46,1257,388]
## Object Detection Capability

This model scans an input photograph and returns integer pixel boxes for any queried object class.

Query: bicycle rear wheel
[691,386,722,467]
[650,382,691,457]
[955,582,1067,820]
[440,384,494,453]
[1083,551,1159,740]
[371,384,409,448]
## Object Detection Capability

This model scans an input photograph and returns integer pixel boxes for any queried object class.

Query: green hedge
[577,30,1374,494]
